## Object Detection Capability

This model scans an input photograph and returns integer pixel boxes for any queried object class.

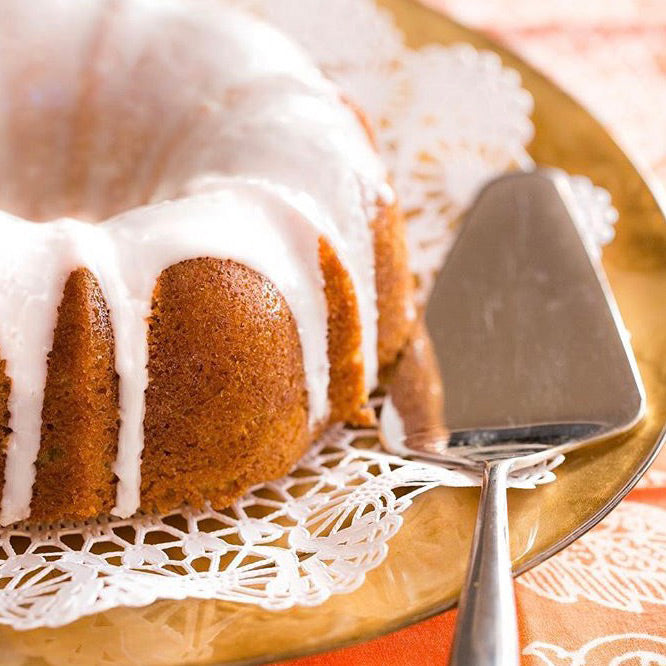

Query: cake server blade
[403,169,645,455]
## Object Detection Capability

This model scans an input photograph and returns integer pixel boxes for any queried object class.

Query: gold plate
[2,2,666,664]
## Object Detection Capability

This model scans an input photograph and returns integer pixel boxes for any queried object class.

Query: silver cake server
[382,169,645,666]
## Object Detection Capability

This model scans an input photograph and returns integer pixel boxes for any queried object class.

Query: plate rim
[242,3,666,663]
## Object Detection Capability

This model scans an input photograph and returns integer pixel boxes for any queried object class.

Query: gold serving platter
[2,1,666,664]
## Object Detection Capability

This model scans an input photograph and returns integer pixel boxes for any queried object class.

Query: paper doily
[0,0,618,630]
[0,424,564,631]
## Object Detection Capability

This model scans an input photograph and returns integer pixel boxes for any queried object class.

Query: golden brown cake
[0,0,413,525]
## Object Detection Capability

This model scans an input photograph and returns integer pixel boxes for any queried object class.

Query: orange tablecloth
[279,1,666,663]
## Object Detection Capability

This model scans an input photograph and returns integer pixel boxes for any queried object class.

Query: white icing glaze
[0,184,331,523]
[157,79,384,390]
[0,0,392,524]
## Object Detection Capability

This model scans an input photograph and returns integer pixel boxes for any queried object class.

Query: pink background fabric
[429,0,666,190]
[279,2,666,663]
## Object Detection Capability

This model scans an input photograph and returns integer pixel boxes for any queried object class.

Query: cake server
[382,170,645,666]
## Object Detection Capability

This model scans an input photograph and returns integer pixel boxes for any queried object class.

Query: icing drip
[0,0,392,524]
[0,217,92,525]
[107,185,331,517]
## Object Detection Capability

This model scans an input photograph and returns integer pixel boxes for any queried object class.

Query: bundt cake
[0,0,414,525]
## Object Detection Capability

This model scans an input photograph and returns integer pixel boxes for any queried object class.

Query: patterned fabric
[280,1,666,663]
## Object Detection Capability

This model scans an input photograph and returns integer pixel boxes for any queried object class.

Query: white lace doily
[0,0,617,631]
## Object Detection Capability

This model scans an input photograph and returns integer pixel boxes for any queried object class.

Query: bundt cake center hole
[0,3,242,223]
[0,89,199,223]
[0,152,170,223]
[0,170,168,224]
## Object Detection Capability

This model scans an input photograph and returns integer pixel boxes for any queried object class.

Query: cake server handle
[449,460,519,666]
